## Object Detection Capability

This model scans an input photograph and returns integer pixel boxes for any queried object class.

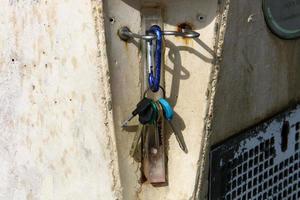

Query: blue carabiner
[148,25,162,92]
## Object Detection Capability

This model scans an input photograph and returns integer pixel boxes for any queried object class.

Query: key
[138,105,154,125]
[151,122,160,154]
[155,102,167,150]
[158,98,188,153]
[122,98,152,127]
[129,102,159,157]
[138,100,158,125]
[152,103,160,150]
[130,124,144,157]
[139,101,160,150]
[143,124,149,159]
[167,120,188,153]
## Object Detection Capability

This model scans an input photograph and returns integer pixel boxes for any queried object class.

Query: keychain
[120,24,197,184]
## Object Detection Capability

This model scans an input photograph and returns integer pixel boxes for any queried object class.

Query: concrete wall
[199,0,300,199]
[0,1,121,199]
[103,0,219,199]
[211,0,300,145]
[1,0,299,200]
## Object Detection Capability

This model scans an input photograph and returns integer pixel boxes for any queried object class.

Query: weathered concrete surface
[211,0,300,147]
[3,0,298,199]
[103,1,142,199]
[199,0,300,199]
[104,0,219,199]
[0,1,121,199]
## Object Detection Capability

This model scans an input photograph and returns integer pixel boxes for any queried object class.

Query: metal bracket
[118,26,200,41]
[163,29,200,38]
[118,26,156,41]
[140,7,167,185]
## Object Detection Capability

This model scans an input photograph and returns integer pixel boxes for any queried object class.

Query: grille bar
[209,105,300,200]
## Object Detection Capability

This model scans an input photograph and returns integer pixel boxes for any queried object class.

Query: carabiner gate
[146,25,162,92]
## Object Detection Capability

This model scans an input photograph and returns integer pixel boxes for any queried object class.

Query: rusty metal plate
[209,105,300,200]
[263,0,300,39]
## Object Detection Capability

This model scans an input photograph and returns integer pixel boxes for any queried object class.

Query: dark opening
[281,121,290,152]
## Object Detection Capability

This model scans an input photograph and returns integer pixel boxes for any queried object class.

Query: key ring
[147,25,162,92]
[143,85,166,99]
[143,85,173,121]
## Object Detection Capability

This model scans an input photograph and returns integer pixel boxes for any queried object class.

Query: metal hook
[163,29,200,38]
[118,27,156,41]
[118,26,200,41]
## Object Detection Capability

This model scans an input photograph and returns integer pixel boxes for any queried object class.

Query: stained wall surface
[211,0,300,147]
[200,0,300,199]
[103,0,219,199]
[0,1,121,200]
[2,0,299,200]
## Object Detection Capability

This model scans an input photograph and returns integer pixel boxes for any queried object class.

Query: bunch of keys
[121,25,188,184]
[122,91,188,184]
[122,88,188,156]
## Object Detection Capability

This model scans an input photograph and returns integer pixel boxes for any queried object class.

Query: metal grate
[209,105,300,200]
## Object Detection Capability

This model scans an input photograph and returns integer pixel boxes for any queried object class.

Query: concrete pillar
[0,1,121,199]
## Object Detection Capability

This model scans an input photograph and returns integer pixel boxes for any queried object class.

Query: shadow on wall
[163,38,215,152]
[121,0,217,29]
[119,0,217,152]
[123,37,215,153]
[165,39,214,107]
